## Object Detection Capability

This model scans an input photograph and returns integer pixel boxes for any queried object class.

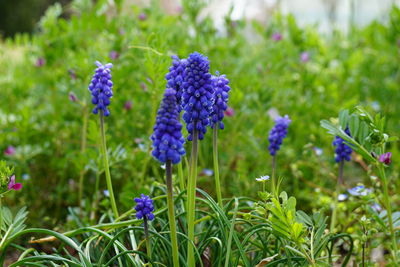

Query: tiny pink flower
[124,100,133,111]
[69,92,78,102]
[109,51,119,60]
[224,107,234,117]
[138,13,147,21]
[35,58,45,67]
[8,175,22,191]
[379,152,392,165]
[300,52,310,62]
[140,82,148,92]
[69,69,77,80]
[271,32,282,41]
[4,146,16,156]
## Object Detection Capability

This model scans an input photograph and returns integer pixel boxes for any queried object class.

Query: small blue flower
[268,115,291,156]
[88,61,114,116]
[347,185,372,196]
[181,52,214,141]
[151,88,186,164]
[210,72,230,130]
[201,168,214,176]
[333,128,352,162]
[134,194,155,220]
[103,190,110,197]
[165,55,187,112]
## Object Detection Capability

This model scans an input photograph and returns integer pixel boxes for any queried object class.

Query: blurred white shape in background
[131,0,400,33]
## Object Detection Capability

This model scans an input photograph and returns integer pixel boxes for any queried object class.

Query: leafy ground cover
[0,0,400,265]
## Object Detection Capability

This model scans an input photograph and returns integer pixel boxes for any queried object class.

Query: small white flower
[256,175,270,182]
[338,194,348,201]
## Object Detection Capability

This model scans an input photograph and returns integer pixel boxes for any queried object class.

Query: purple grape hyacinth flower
[134,194,155,220]
[151,88,186,164]
[181,52,214,141]
[268,115,291,156]
[165,55,187,111]
[333,128,352,162]
[210,72,230,130]
[88,61,114,116]
[379,152,392,165]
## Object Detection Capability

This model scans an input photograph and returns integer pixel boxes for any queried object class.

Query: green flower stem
[166,160,180,267]
[143,216,151,266]
[271,155,277,195]
[0,196,2,238]
[330,160,344,233]
[100,112,119,218]
[178,161,185,193]
[187,129,199,266]
[213,127,223,208]
[378,164,398,263]
[78,105,88,209]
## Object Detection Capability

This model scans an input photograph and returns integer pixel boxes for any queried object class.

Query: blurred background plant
[0,0,400,265]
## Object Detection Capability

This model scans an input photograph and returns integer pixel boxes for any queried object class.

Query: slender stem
[0,196,2,238]
[187,129,199,266]
[90,173,101,223]
[178,161,185,193]
[143,216,151,265]
[213,127,223,208]
[330,160,344,233]
[78,105,88,209]
[166,160,180,267]
[378,164,398,263]
[99,112,119,218]
[272,155,277,195]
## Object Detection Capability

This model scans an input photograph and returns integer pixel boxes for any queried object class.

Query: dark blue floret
[268,115,291,156]
[181,52,214,141]
[165,55,187,112]
[210,72,230,130]
[333,128,352,162]
[134,194,155,220]
[151,88,186,164]
[88,61,113,116]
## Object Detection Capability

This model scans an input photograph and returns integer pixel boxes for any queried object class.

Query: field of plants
[1,0,400,266]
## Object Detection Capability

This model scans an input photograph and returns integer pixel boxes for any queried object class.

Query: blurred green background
[0,0,399,231]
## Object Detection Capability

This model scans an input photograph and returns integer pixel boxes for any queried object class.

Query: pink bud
[124,100,133,111]
[4,146,16,156]
[35,58,45,67]
[224,107,234,117]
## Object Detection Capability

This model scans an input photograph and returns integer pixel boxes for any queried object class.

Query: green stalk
[166,160,180,267]
[330,160,344,233]
[213,127,223,208]
[143,216,152,266]
[178,161,185,193]
[99,112,119,218]
[271,155,277,195]
[187,129,199,266]
[0,196,2,238]
[78,105,88,209]
[378,164,398,263]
